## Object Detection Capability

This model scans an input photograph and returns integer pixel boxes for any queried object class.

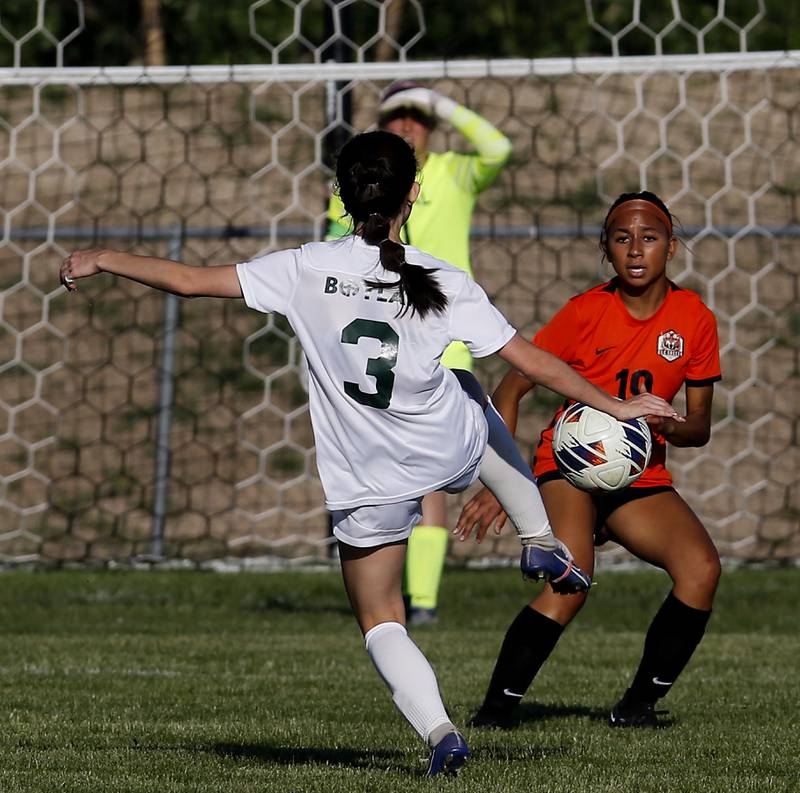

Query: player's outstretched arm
[497,333,682,422]
[443,99,512,188]
[60,249,242,299]
[490,368,534,437]
[379,86,512,190]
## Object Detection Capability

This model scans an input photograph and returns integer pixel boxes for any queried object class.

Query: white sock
[479,398,555,546]
[364,621,453,744]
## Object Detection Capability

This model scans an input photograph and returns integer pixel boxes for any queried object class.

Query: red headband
[605,199,673,235]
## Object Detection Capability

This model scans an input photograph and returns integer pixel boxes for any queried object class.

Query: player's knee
[533,589,587,624]
[673,547,721,601]
[359,612,406,636]
[695,542,721,587]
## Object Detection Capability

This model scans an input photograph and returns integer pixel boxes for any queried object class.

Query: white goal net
[0,1,797,567]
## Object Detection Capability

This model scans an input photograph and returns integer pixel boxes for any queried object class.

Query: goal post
[0,48,798,566]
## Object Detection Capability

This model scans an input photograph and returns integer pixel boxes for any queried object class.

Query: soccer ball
[552,402,652,492]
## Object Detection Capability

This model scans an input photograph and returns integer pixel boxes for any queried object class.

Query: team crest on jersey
[657,329,684,361]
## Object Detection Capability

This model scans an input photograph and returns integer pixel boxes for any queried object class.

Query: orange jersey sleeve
[532,299,581,362]
[532,280,721,488]
[684,305,722,386]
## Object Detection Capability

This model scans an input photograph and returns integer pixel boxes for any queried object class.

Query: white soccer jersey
[237,236,516,509]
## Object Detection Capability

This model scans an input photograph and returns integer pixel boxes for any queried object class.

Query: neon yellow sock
[403,525,449,610]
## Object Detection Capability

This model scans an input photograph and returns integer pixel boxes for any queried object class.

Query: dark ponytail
[335,131,447,318]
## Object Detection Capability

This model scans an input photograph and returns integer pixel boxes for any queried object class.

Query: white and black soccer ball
[552,402,652,492]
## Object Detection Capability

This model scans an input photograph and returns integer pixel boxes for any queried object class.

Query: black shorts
[536,470,675,546]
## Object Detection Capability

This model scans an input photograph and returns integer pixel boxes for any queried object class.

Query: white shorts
[331,454,483,549]
[441,451,482,494]
[332,500,423,548]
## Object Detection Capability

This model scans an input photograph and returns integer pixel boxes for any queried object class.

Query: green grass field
[1,566,797,792]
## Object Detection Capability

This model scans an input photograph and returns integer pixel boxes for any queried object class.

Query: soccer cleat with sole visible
[520,540,592,593]
[426,731,470,777]
[608,692,667,728]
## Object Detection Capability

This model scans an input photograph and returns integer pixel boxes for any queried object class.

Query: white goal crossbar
[2,49,800,86]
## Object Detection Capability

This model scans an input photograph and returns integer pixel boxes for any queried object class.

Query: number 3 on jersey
[341,319,399,409]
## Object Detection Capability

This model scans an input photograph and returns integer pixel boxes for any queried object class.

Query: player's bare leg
[528,480,598,623]
[421,491,446,533]
[608,490,720,610]
[339,539,407,634]
[338,540,466,768]
[605,490,720,726]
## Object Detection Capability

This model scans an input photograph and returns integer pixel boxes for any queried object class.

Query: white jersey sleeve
[236,248,301,315]
[448,275,516,357]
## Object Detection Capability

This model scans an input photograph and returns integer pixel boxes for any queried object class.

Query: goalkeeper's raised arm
[325,81,512,242]
[376,82,512,192]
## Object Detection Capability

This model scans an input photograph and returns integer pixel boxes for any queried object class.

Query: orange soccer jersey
[532,278,721,488]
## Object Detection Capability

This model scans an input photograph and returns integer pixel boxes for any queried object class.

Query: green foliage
[2,1,799,68]
[0,568,798,792]
[0,0,140,68]
[419,0,800,58]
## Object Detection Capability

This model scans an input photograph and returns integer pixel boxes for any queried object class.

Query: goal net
[0,3,797,567]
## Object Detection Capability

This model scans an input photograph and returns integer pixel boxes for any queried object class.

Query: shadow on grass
[244,596,351,616]
[475,701,608,729]
[512,701,675,729]
[212,742,405,771]
[213,740,585,772]
[520,701,608,723]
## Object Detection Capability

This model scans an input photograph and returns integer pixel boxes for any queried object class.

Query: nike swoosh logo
[595,346,615,355]
[652,677,673,686]
[503,688,524,698]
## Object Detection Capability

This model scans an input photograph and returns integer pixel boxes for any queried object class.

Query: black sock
[479,606,564,716]
[627,591,711,705]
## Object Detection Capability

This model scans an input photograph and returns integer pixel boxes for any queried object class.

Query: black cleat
[608,691,667,728]
[468,705,515,730]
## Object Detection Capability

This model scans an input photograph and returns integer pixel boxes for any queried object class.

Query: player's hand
[379,86,437,116]
[615,391,684,422]
[454,487,508,543]
[645,414,672,435]
[379,87,457,121]
[60,249,105,291]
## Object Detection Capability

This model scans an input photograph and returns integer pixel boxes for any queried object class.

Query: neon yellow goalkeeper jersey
[326,149,499,278]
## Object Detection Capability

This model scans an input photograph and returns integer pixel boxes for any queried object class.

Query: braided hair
[336,130,447,318]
